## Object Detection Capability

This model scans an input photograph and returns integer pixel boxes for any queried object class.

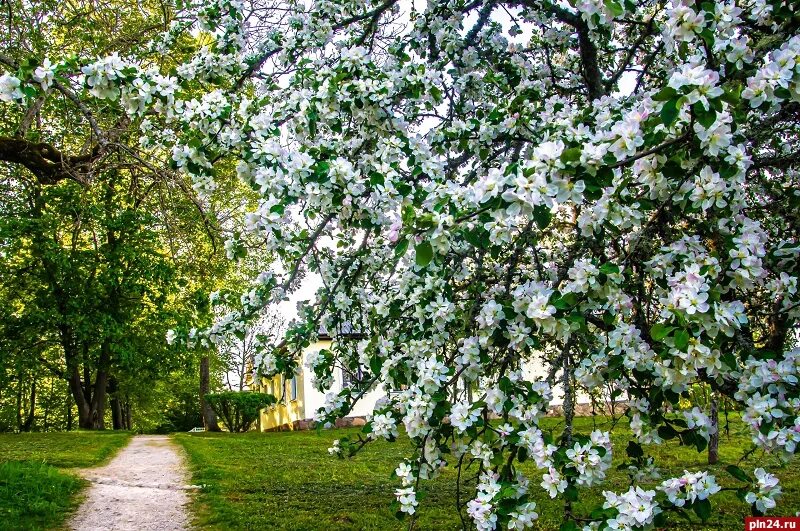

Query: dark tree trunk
[109,376,124,430]
[43,379,54,431]
[21,379,36,432]
[66,398,73,431]
[67,342,111,430]
[68,363,91,428]
[87,341,111,430]
[200,356,220,432]
[708,398,719,464]
[111,397,123,430]
[124,398,131,430]
[15,375,22,431]
[83,360,92,406]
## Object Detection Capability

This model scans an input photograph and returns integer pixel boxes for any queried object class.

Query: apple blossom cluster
[0,73,23,102]
[659,470,721,507]
[5,0,799,528]
[565,430,613,486]
[602,487,661,530]
[683,407,716,442]
[735,348,800,457]
[745,468,782,514]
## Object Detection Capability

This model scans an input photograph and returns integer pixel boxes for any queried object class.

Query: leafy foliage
[0,0,249,431]
[205,392,275,433]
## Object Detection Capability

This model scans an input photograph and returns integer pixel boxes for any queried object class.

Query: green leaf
[662,159,683,179]
[463,228,489,249]
[695,105,717,128]
[369,172,385,186]
[560,147,582,164]
[599,262,620,275]
[674,329,690,350]
[415,241,434,267]
[552,292,578,310]
[604,0,625,16]
[565,484,579,502]
[532,205,552,230]
[693,498,711,522]
[650,323,675,341]
[307,108,318,136]
[665,389,680,405]
[699,28,715,48]
[653,87,678,101]
[720,352,738,370]
[694,434,707,453]
[661,98,680,127]
[626,440,644,458]
[596,166,614,186]
[518,447,528,463]
[726,464,752,483]
[394,238,409,258]
[658,424,679,440]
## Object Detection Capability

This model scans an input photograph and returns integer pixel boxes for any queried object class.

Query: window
[290,375,298,400]
[341,367,363,389]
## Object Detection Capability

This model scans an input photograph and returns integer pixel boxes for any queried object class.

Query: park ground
[0,431,130,529]
[0,417,798,530]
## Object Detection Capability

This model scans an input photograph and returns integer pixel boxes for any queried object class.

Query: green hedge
[205,392,276,432]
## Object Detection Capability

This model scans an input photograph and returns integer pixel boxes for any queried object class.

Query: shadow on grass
[173,416,800,530]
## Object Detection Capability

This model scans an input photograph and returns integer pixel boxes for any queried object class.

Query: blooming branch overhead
[4,0,799,528]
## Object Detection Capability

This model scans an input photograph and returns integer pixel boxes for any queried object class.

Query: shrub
[205,392,275,433]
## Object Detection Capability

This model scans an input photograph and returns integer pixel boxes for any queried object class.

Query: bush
[205,392,275,433]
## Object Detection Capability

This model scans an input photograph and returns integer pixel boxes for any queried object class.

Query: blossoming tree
[3,0,798,528]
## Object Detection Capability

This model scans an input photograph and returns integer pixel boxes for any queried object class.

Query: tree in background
[0,0,250,431]
[205,391,276,432]
[220,310,285,392]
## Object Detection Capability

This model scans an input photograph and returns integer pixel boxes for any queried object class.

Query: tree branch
[509,0,605,100]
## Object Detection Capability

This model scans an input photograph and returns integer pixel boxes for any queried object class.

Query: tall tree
[0,0,239,430]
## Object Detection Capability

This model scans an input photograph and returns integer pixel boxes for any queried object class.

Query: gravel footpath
[69,435,193,531]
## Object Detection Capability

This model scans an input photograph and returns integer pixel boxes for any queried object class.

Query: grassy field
[0,431,131,530]
[175,416,800,530]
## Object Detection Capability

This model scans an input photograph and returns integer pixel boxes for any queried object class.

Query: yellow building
[256,327,384,431]
[257,335,331,431]
[256,329,597,431]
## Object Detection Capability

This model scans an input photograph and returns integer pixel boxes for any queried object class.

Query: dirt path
[69,435,193,531]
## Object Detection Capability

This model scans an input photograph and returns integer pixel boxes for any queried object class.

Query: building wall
[299,339,387,421]
[258,369,305,431]
[296,339,330,427]
[522,353,592,406]
[259,343,592,431]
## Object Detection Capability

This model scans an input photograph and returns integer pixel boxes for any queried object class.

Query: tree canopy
[0,0,249,431]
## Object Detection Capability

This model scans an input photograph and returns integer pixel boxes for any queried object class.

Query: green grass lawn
[0,431,131,530]
[175,416,800,530]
